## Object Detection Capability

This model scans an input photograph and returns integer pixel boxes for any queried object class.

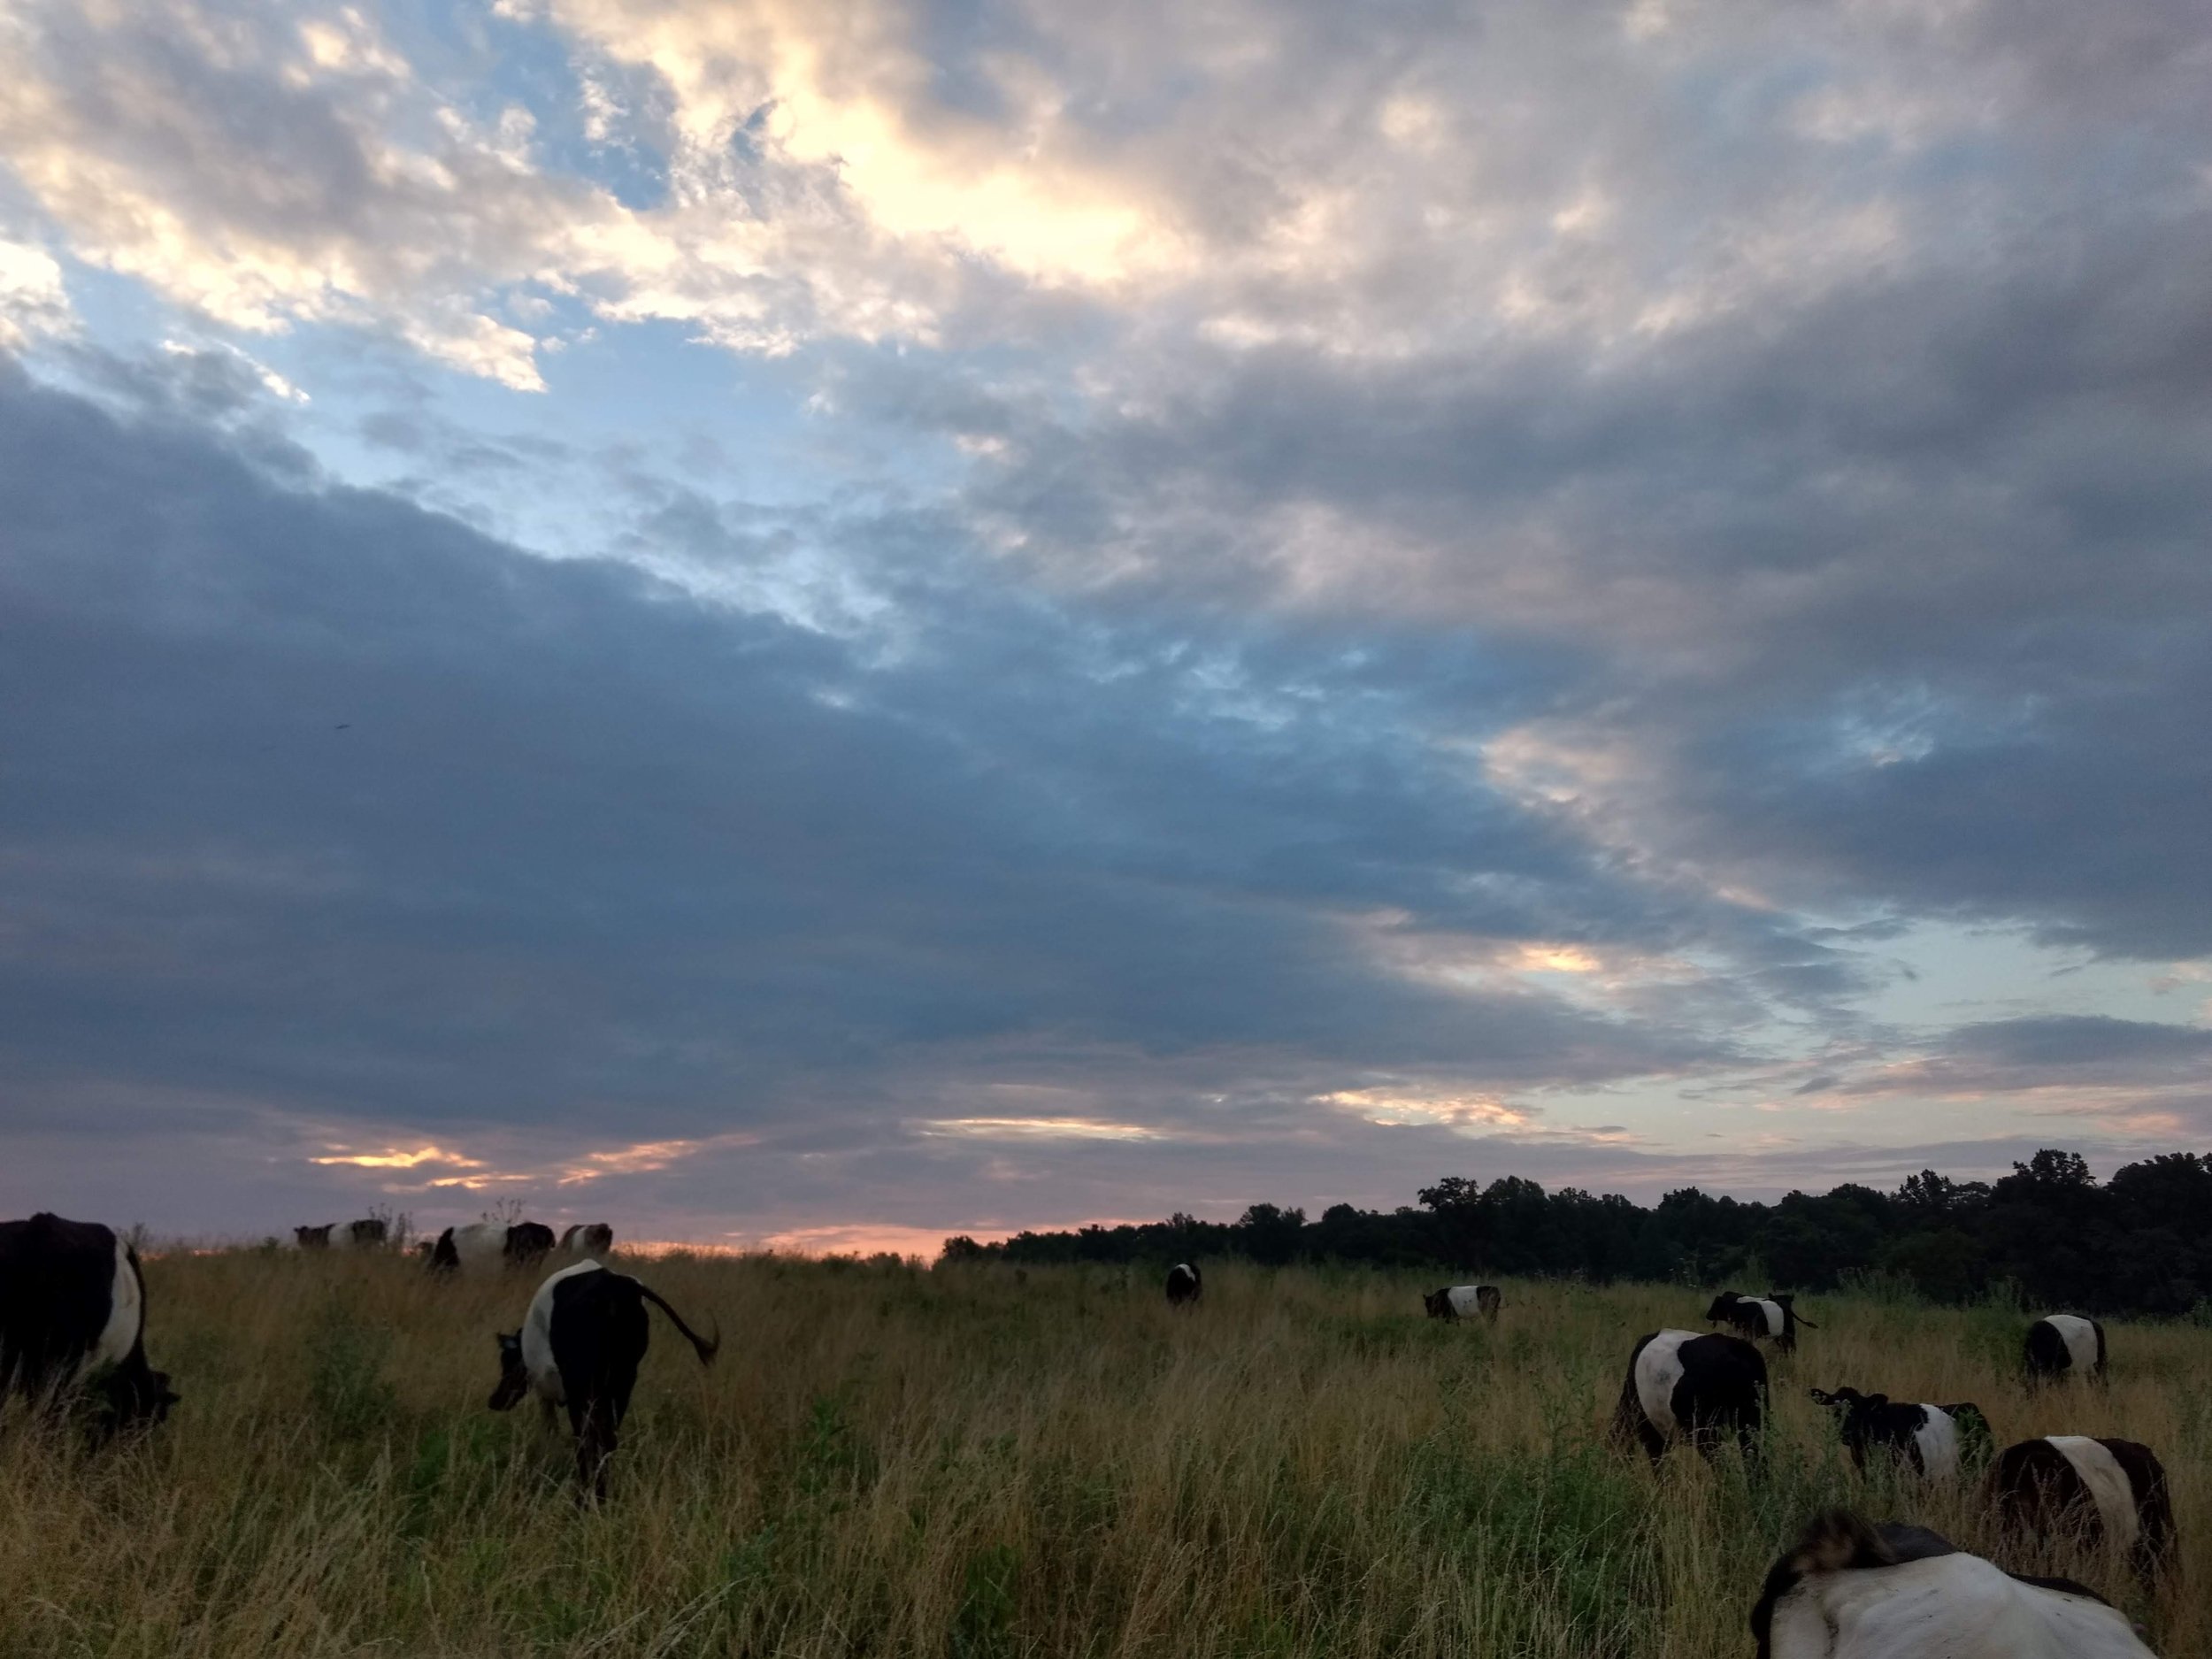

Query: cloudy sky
[3,0,2209,1250]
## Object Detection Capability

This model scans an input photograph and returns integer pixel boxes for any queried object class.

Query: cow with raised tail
[2024,1314,2105,1383]
[1423,1284,1501,1322]
[1164,1263,1202,1306]
[1707,1290,1815,1350]
[1988,1435,2175,1583]
[488,1260,719,1500]
[1808,1386,1990,1480]
[1750,1509,2153,1658]
[0,1212,179,1433]
[1611,1328,1766,1462]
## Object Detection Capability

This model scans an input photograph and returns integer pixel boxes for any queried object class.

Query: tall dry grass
[0,1253,2203,1657]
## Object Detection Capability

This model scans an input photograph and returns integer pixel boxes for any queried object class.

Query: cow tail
[635,1282,721,1365]
[1793,1315,1818,1328]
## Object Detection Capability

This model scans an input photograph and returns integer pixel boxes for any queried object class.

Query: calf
[1750,1509,2151,1659]
[0,1213,179,1432]
[1707,1290,1815,1350]
[1423,1284,1502,1322]
[1989,1436,2174,1582]
[488,1260,718,1499]
[1611,1329,1766,1462]
[1164,1263,1202,1306]
[1808,1386,1990,1480]
[431,1220,558,1272]
[560,1223,615,1256]
[2024,1314,2104,1383]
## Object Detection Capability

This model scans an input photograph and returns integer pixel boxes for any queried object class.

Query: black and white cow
[1423,1284,1502,1322]
[1750,1509,2152,1659]
[0,1213,179,1432]
[296,1218,388,1250]
[1707,1290,1816,1350]
[1164,1263,1202,1306]
[1988,1436,2175,1582]
[430,1220,558,1272]
[1808,1387,1990,1480]
[560,1223,615,1256]
[2024,1314,2105,1383]
[1611,1328,1766,1461]
[488,1260,719,1500]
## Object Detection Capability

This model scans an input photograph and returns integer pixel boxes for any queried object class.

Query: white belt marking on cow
[2044,1314,2098,1372]
[1755,1298,1786,1336]
[521,1260,607,1404]
[90,1234,142,1370]
[1767,1551,2151,1658]
[2046,1436,2139,1555]
[1912,1407,1959,1481]
[1633,1330,1697,1434]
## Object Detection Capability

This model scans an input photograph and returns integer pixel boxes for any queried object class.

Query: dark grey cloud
[0,358,1819,1231]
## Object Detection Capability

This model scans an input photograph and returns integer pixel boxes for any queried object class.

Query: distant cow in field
[488,1260,719,1500]
[296,1219,388,1250]
[1423,1284,1501,1322]
[2024,1314,2105,1383]
[1989,1436,2174,1582]
[1750,1509,2152,1659]
[1613,1329,1766,1462]
[1809,1386,1990,1480]
[431,1220,557,1272]
[0,1213,179,1433]
[1707,1290,1815,1350]
[1164,1263,1202,1306]
[560,1223,614,1256]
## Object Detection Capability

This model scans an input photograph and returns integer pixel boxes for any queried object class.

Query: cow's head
[1422,1289,1450,1317]
[488,1332,529,1411]
[1809,1387,1886,1440]
[103,1361,180,1431]
[1704,1292,1741,1323]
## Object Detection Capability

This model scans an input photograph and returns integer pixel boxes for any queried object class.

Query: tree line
[939,1148,2212,1319]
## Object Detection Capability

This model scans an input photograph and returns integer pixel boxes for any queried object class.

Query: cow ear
[1808,1387,1832,1404]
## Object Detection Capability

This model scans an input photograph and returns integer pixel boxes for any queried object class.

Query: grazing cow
[294,1224,334,1249]
[488,1260,718,1499]
[560,1223,615,1256]
[1989,1436,2175,1582]
[1707,1290,1816,1350]
[1809,1386,1991,1480]
[2024,1314,2105,1383]
[0,1213,179,1432]
[430,1220,558,1272]
[1164,1263,1202,1306]
[1611,1329,1766,1461]
[1750,1509,2152,1659]
[1422,1284,1502,1322]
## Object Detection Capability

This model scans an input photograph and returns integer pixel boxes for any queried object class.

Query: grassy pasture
[2,1252,2205,1657]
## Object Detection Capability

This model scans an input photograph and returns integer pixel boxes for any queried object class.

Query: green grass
[1,1253,2203,1655]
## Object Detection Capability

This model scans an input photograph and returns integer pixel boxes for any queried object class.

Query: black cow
[1989,1436,2174,1582]
[1422,1284,1501,1321]
[431,1220,558,1271]
[1164,1263,1202,1306]
[2024,1314,2104,1383]
[1750,1509,2151,1659]
[489,1260,719,1500]
[560,1223,615,1256]
[1706,1290,1815,1350]
[1611,1328,1766,1462]
[1809,1386,1990,1479]
[0,1213,178,1432]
